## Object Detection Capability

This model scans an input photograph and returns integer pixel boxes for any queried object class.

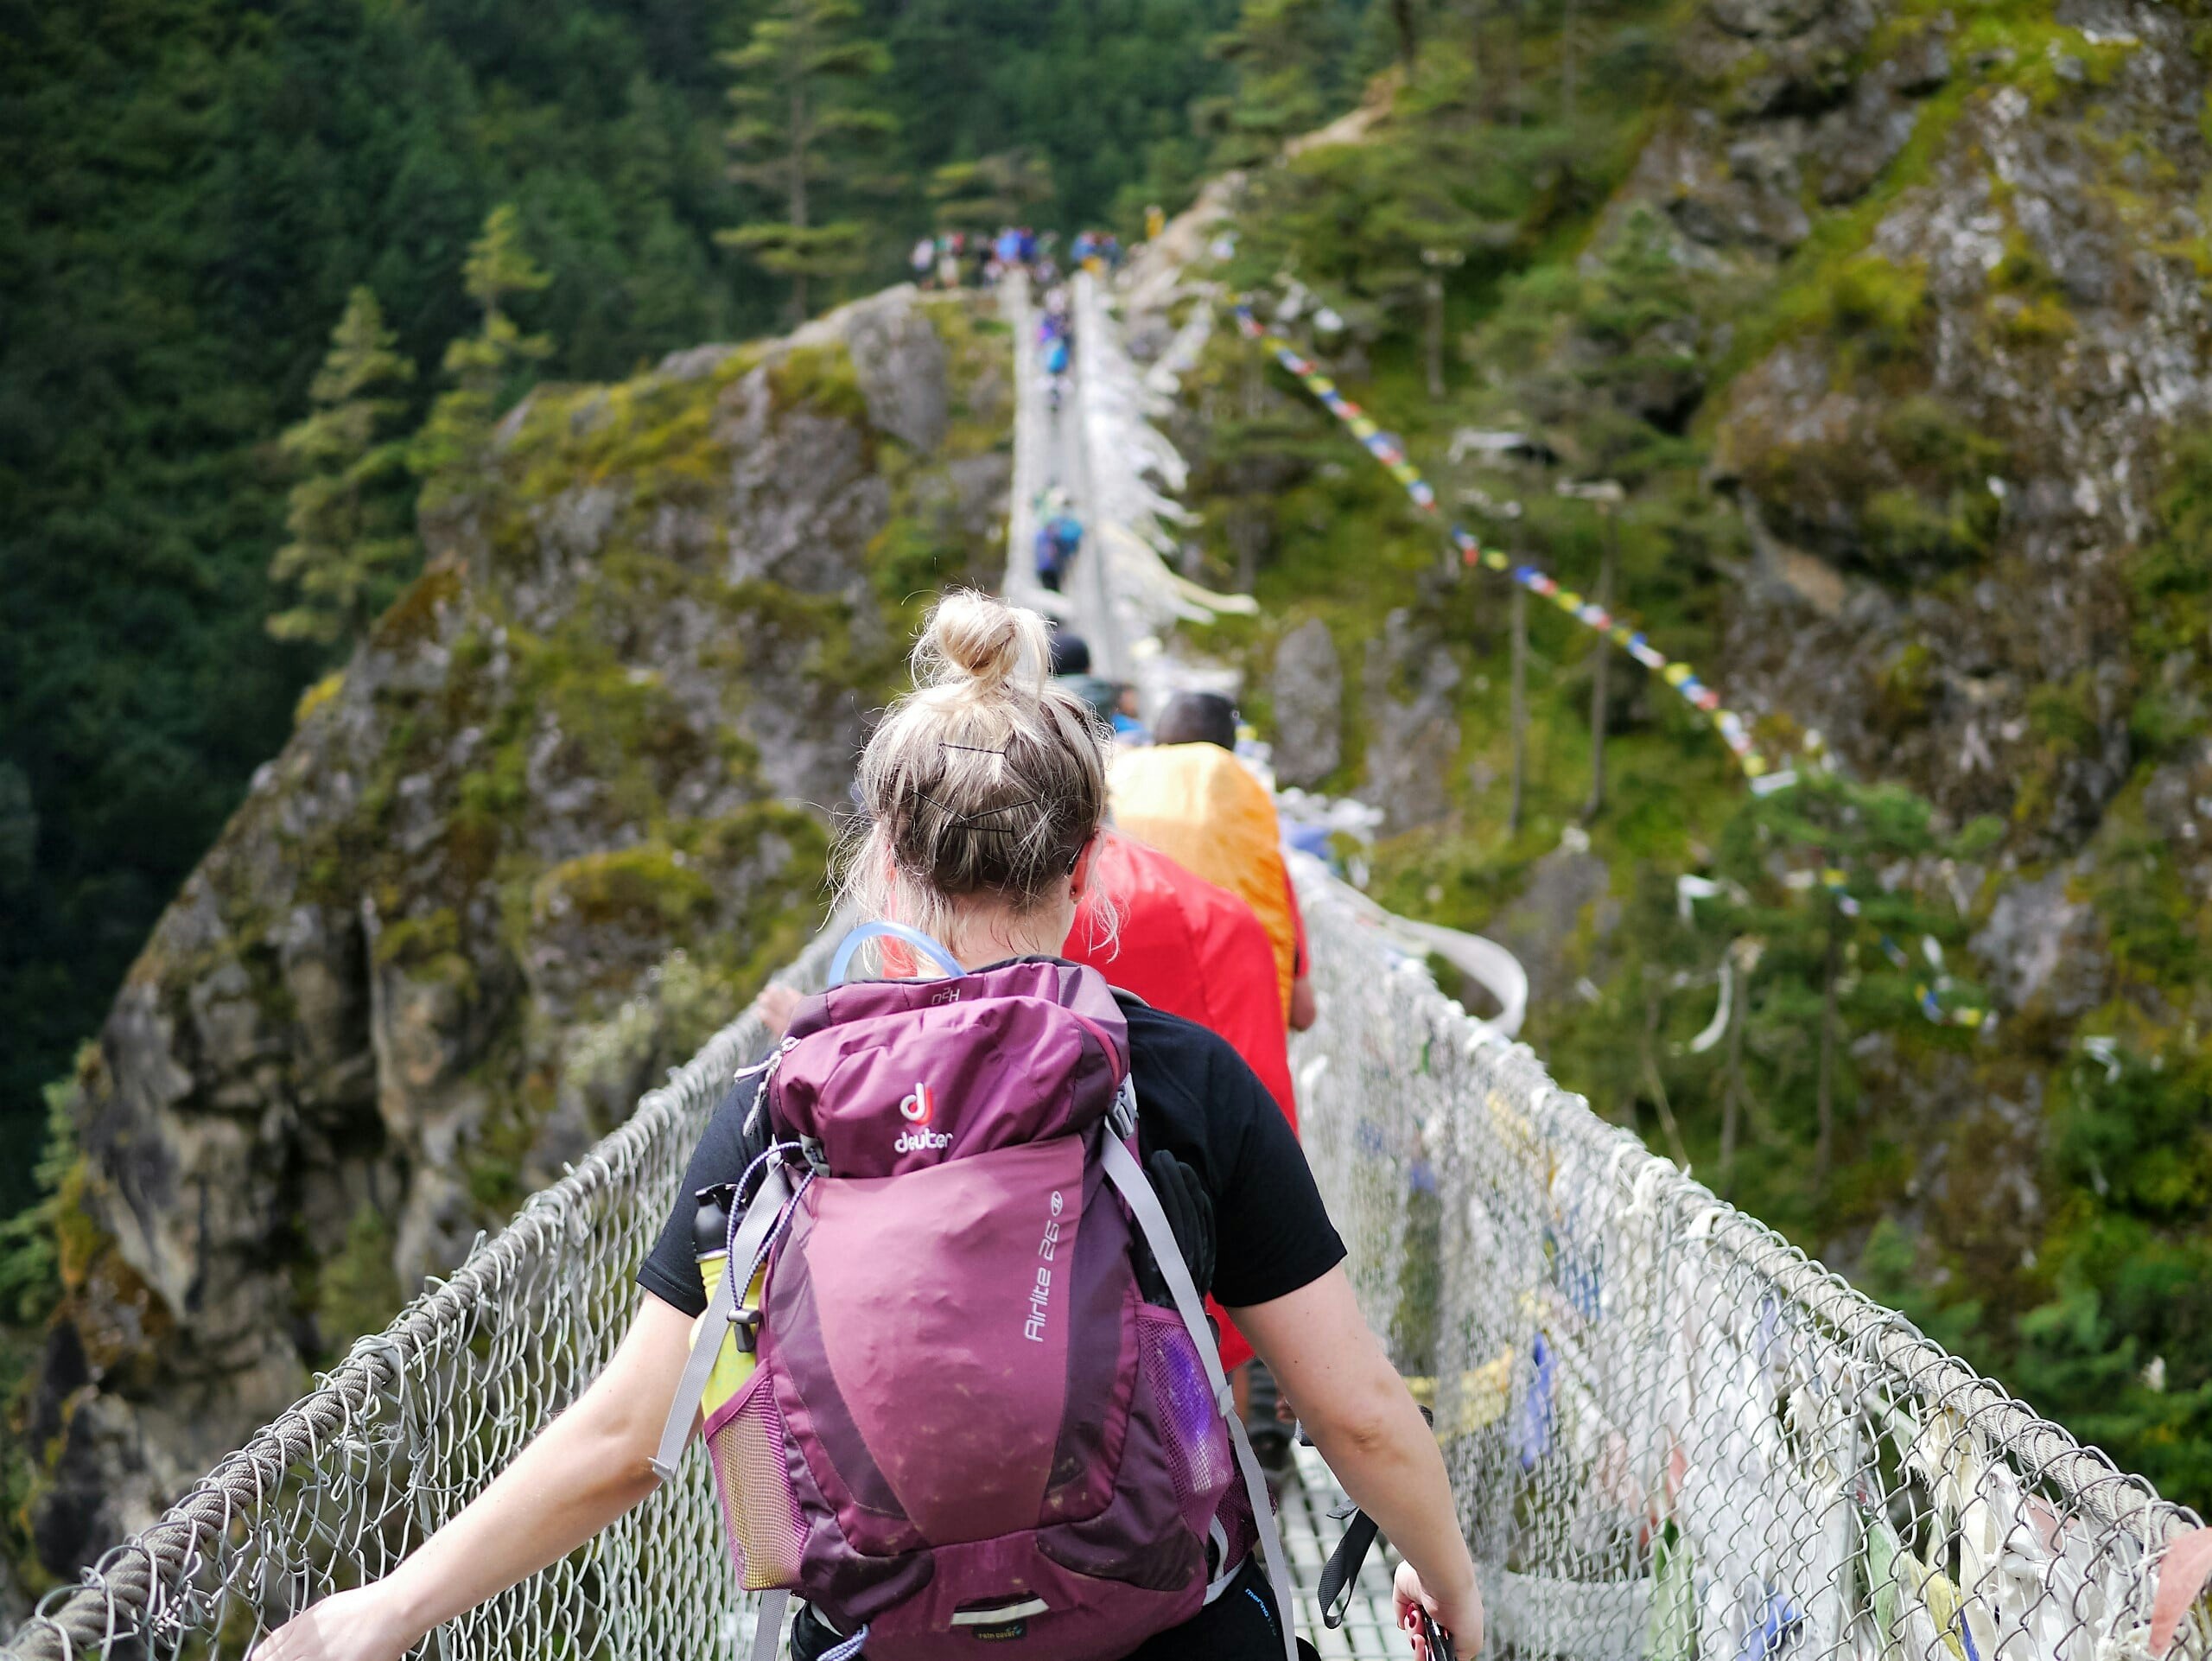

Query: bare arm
[1231,1266,1484,1651]
[1284,873,1316,1033]
[251,1295,695,1661]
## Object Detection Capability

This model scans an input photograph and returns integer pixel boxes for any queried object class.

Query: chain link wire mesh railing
[11,864,2212,1661]
[1287,853,2212,1661]
[3,926,844,1661]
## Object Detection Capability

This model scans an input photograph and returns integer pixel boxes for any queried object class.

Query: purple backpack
[655,923,1297,1661]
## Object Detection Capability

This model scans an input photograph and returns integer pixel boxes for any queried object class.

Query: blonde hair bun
[915,590,1047,697]
[842,589,1113,948]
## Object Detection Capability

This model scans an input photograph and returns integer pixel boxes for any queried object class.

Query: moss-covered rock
[1707,3,2206,852]
[10,285,1007,1585]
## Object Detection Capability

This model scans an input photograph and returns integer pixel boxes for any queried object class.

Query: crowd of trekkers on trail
[909,226,1128,294]
[252,592,1479,1661]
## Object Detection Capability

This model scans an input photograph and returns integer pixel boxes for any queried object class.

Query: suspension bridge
[6,269,2209,1661]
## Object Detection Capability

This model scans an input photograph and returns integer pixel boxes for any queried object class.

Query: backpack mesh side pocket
[704,1374,806,1589]
[1135,1304,1234,1509]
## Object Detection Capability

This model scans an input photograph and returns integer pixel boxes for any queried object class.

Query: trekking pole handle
[830,921,966,984]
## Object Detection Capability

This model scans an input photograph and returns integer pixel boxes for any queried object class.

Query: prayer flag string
[1234,302,1988,1028]
[1232,303,1771,780]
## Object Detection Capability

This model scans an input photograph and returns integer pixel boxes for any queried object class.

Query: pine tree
[0,761,32,894]
[1699,772,1997,1198]
[1227,37,1499,376]
[267,287,417,646]
[718,0,897,322]
[1387,0,1421,69]
[927,149,1054,235]
[1361,44,1496,394]
[1206,0,1342,169]
[411,206,552,519]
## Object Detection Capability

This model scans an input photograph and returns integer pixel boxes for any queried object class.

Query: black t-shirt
[638,990,1345,1319]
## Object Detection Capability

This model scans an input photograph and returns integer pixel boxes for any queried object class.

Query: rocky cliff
[5,287,1012,1593]
[1693,0,2204,849]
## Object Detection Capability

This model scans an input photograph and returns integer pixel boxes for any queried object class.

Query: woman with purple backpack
[253,593,1481,1661]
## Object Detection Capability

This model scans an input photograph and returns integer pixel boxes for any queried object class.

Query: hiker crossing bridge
[1011,269,1530,1037]
[7,277,2208,1661]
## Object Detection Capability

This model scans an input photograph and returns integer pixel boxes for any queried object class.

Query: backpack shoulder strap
[1099,1117,1300,1661]
[650,1158,795,1482]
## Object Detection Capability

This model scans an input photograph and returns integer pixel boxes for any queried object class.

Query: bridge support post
[1582,510,1615,824]
[1509,581,1528,835]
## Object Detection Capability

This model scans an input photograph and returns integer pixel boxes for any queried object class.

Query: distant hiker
[911,235,935,287]
[1033,507,1081,594]
[251,594,1484,1661]
[1048,505,1084,557]
[1103,689,1321,1480]
[1146,203,1166,243]
[1110,690,1318,1033]
[1111,683,1148,743]
[1048,620,1089,678]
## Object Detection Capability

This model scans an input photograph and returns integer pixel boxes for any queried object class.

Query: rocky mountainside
[1697,0,2203,846]
[4,288,1012,1598]
[1148,0,2212,1498]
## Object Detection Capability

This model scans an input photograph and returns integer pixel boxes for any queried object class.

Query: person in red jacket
[1065,831,1300,1469]
[1067,832,1297,1130]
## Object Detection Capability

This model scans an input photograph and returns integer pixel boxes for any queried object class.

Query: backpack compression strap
[1099,1129,1300,1661]
[652,1158,799,1661]
[749,1593,792,1661]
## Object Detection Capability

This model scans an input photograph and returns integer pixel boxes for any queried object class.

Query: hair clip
[938,741,1009,757]
[918,789,1042,832]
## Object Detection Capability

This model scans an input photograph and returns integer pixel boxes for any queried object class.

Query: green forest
[10,0,2212,1554]
[0,0,1312,1218]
